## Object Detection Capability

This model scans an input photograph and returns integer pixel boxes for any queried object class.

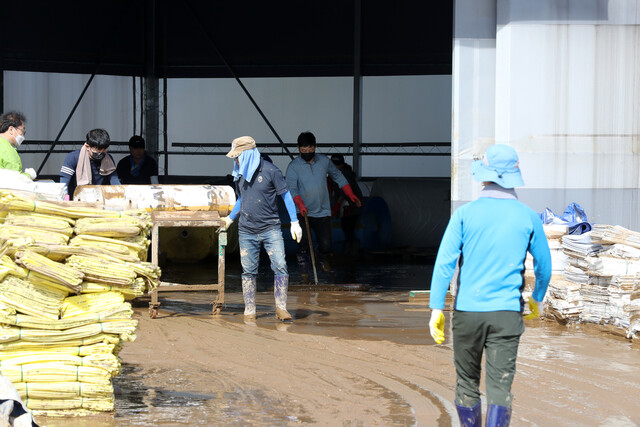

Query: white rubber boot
[242,276,257,320]
[274,275,292,321]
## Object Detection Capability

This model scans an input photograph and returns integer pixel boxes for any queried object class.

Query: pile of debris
[524,224,573,320]
[533,223,640,338]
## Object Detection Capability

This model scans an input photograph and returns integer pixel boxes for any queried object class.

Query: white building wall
[453,0,640,230]
[451,0,497,206]
[4,72,452,179]
[4,72,134,176]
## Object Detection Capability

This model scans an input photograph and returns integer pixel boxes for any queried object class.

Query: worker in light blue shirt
[428,144,551,427]
[286,131,361,283]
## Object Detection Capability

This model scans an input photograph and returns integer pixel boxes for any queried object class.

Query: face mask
[301,152,315,162]
[90,151,106,161]
[14,134,25,146]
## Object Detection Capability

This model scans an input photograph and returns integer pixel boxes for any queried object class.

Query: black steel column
[144,0,159,160]
[0,62,4,113]
[0,69,4,113]
[352,0,362,179]
[163,77,168,181]
[0,23,3,113]
[132,77,137,135]
[139,76,144,133]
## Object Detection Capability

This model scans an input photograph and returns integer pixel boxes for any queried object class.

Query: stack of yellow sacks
[0,190,160,415]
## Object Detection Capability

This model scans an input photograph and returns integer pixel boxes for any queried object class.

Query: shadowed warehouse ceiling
[0,1,452,78]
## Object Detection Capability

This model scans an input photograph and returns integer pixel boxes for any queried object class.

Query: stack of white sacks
[560,232,603,324]
[525,225,579,322]
[629,282,640,338]
[589,225,640,337]
[527,223,640,338]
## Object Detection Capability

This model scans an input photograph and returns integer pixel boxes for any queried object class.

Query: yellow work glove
[290,221,303,243]
[524,297,543,320]
[429,309,445,344]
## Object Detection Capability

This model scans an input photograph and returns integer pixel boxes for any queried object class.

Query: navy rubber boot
[485,405,511,427]
[456,402,481,427]
[296,253,311,283]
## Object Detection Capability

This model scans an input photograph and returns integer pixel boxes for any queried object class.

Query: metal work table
[148,210,226,318]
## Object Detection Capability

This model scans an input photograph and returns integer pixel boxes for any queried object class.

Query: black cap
[331,153,345,166]
[129,135,145,149]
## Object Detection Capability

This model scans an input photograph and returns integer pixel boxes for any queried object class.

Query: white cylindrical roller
[73,185,236,216]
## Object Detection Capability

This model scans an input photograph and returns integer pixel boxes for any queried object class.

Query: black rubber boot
[296,253,311,283]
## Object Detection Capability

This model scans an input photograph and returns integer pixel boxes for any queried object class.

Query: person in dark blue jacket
[428,144,551,427]
[60,129,120,199]
[116,135,159,185]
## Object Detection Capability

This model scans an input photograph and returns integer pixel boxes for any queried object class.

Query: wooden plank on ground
[408,290,454,306]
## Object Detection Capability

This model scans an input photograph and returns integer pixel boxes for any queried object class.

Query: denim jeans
[238,227,288,278]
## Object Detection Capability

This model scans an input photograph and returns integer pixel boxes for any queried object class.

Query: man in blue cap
[428,144,551,426]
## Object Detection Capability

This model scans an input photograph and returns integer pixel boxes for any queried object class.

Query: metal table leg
[149,224,160,318]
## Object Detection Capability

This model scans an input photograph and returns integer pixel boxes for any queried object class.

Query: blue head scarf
[231,148,261,182]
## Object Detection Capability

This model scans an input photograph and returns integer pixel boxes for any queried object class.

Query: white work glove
[221,216,234,230]
[524,297,544,320]
[429,309,445,344]
[24,168,37,180]
[290,221,303,243]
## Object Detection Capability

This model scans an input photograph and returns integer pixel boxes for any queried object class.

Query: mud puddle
[112,364,305,426]
[148,290,431,345]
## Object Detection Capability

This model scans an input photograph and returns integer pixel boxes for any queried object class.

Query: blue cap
[471,144,524,188]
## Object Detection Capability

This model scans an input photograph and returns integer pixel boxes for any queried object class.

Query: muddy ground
[34,285,640,427]
[30,256,639,426]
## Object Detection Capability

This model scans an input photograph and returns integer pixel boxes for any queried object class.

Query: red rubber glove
[341,184,362,207]
[293,195,308,216]
[331,202,340,218]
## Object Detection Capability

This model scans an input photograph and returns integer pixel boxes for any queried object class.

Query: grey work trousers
[452,310,524,408]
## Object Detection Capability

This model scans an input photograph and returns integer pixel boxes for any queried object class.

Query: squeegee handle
[303,213,319,285]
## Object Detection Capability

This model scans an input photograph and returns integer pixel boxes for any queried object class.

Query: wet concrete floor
[162,253,435,293]
[155,255,435,345]
[34,255,640,426]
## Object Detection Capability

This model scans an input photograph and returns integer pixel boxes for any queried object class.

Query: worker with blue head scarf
[428,144,552,427]
[222,136,303,322]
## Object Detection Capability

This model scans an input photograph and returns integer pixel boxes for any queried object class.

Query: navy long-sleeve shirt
[60,149,120,199]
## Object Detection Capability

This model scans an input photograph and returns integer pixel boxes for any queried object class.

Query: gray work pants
[452,310,524,408]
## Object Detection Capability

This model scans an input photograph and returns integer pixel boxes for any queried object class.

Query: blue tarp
[540,202,592,235]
